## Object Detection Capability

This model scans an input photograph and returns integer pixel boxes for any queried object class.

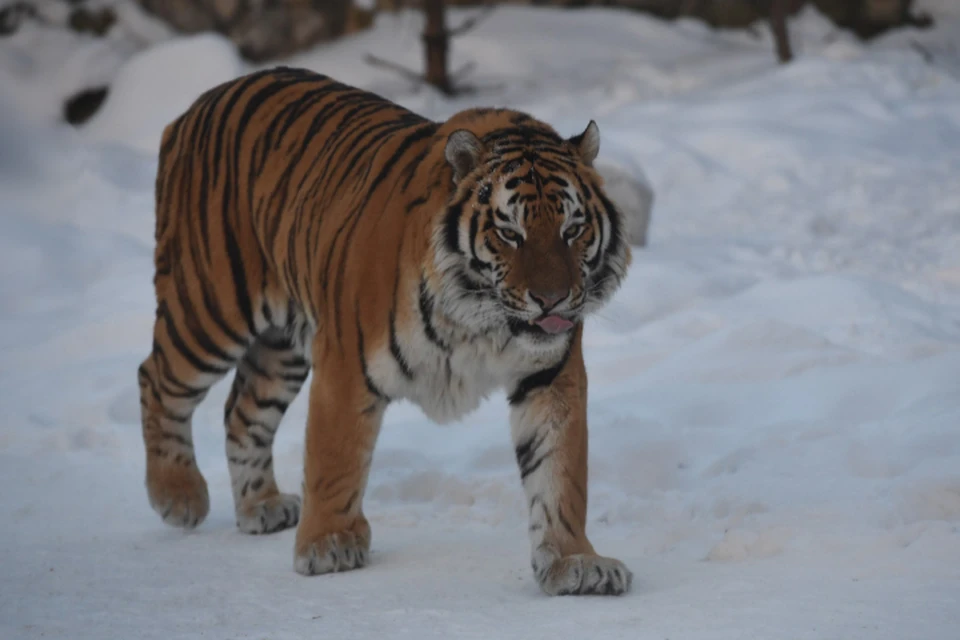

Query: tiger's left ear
[445,130,485,184]
[568,120,600,166]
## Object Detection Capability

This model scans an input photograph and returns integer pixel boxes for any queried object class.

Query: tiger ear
[445,130,485,184]
[568,120,600,166]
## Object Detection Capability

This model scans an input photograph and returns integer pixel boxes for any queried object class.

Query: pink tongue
[535,315,574,334]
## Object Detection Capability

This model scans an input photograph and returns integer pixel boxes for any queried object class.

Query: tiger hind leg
[138,308,242,529]
[224,328,309,534]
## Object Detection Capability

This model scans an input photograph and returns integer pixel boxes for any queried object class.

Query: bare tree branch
[368,2,496,97]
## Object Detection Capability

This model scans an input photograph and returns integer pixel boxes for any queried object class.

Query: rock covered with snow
[84,32,243,153]
[596,159,655,247]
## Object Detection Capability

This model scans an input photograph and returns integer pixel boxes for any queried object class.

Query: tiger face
[435,117,632,351]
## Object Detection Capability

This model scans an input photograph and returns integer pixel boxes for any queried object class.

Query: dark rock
[64,86,109,126]
[68,7,116,36]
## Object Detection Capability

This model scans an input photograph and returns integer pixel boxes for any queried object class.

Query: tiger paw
[532,545,633,596]
[146,462,210,530]
[236,493,301,534]
[293,528,370,575]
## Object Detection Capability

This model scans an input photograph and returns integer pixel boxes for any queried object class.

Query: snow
[2,4,960,639]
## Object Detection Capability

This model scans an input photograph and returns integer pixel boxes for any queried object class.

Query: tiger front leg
[509,328,633,596]
[293,334,386,576]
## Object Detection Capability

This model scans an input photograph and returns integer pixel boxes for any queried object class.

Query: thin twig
[451,60,476,83]
[449,6,495,38]
[364,53,426,86]
[910,40,934,64]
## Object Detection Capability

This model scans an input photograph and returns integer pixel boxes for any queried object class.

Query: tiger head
[433,111,632,352]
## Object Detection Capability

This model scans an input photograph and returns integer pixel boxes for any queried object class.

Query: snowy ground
[2,3,960,639]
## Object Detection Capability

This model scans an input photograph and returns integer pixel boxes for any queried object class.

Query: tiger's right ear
[445,130,485,184]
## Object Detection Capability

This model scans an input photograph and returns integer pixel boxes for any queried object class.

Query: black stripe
[172,267,239,365]
[211,69,277,188]
[330,124,439,348]
[158,302,230,375]
[294,97,388,197]
[160,114,185,155]
[595,186,622,258]
[355,302,389,401]
[222,202,257,338]
[192,92,221,263]
[337,491,359,515]
[508,340,574,405]
[151,342,213,397]
[482,126,564,147]
[280,370,310,384]
[405,195,429,214]
[241,353,270,379]
[249,431,269,449]
[388,232,414,381]
[400,145,435,192]
[279,355,309,368]
[147,361,208,400]
[585,211,604,271]
[249,390,289,414]
[160,406,191,424]
[520,450,551,481]
[418,279,449,352]
[268,83,340,154]
[557,505,577,538]
[443,202,464,253]
[466,207,493,274]
[159,430,191,446]
[388,312,414,380]
[159,377,206,401]
[331,114,427,197]
[224,74,320,335]
[455,271,491,298]
[181,222,248,347]
[515,428,550,479]
[313,113,424,337]
[234,407,266,429]
[263,93,371,247]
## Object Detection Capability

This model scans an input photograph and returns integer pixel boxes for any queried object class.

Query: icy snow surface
[1,4,959,639]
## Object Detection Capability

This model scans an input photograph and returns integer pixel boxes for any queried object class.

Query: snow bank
[84,33,244,153]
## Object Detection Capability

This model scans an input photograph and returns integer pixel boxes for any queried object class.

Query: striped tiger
[138,67,632,595]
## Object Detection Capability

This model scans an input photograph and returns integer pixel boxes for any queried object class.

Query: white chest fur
[368,323,566,424]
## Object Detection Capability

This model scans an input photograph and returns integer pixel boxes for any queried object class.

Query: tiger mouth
[533,315,575,334]
[507,314,577,337]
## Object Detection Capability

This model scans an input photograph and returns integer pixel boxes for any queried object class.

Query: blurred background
[2,2,959,639]
[1,1,955,132]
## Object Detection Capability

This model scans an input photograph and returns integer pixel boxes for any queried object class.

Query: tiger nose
[529,289,568,311]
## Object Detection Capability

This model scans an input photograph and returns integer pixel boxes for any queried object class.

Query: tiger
[137,66,632,596]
